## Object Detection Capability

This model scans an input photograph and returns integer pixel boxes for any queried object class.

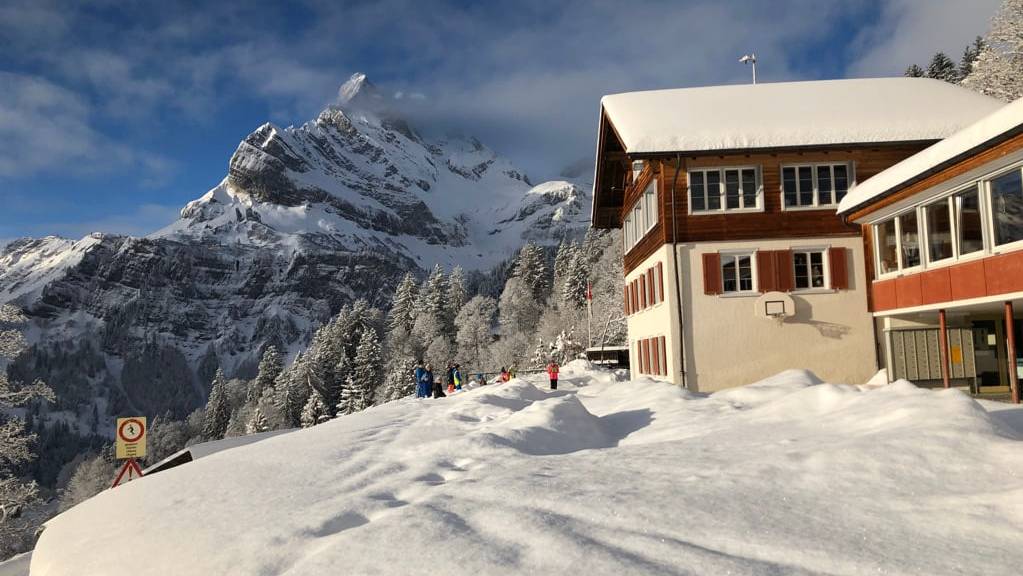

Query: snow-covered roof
[838,96,1023,216]
[601,78,1003,154]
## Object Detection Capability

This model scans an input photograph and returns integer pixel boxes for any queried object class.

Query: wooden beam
[1006,302,1020,404]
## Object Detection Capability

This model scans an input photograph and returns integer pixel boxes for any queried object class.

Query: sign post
[112,417,147,488]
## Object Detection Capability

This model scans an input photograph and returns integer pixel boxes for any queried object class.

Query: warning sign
[115,417,147,459]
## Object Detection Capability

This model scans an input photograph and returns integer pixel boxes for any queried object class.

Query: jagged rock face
[0,72,592,422]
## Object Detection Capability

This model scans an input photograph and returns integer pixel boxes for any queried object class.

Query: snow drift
[31,363,1023,575]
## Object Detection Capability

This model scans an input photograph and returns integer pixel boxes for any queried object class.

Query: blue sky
[0,0,1001,244]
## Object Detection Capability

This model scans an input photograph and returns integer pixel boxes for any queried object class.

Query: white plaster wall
[681,236,878,392]
[625,245,683,385]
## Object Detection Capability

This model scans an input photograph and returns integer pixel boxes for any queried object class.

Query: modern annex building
[839,96,1023,403]
[591,78,1002,392]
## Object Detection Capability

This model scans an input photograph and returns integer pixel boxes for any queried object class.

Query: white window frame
[781,162,855,210]
[719,250,758,295]
[791,246,831,291]
[984,165,1023,254]
[687,166,763,214]
[874,210,923,278]
[622,178,658,253]
[920,195,956,267]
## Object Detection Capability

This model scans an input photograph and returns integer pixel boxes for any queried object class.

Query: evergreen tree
[351,330,383,411]
[926,52,958,83]
[336,374,357,416]
[959,36,986,80]
[250,346,283,402]
[561,248,589,310]
[904,64,925,78]
[299,394,328,428]
[381,358,417,402]
[530,337,547,369]
[0,304,54,556]
[245,406,270,434]
[512,243,550,303]
[387,273,419,334]
[963,0,1023,101]
[274,354,310,428]
[447,266,467,323]
[202,368,230,440]
[455,296,497,368]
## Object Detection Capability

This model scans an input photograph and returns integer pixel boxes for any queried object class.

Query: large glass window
[721,253,755,293]
[956,187,984,255]
[793,250,827,289]
[782,163,853,208]
[924,198,953,262]
[622,179,658,252]
[876,218,899,274]
[990,168,1023,246]
[689,167,759,212]
[900,211,921,268]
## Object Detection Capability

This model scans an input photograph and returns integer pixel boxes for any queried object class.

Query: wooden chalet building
[590,78,1002,392]
[839,96,1023,403]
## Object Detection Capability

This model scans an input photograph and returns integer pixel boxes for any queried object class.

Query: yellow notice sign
[950,346,963,365]
[115,417,147,459]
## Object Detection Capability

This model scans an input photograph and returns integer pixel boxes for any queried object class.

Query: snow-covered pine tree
[926,52,958,83]
[274,354,311,428]
[963,0,1023,101]
[0,304,54,556]
[245,406,270,434]
[447,266,467,323]
[958,36,986,80]
[202,368,231,440]
[299,393,328,427]
[512,243,550,303]
[387,272,419,334]
[498,276,544,345]
[455,296,497,368]
[351,329,383,411]
[530,337,547,369]
[552,241,575,301]
[250,345,283,402]
[561,248,589,310]
[418,265,449,321]
[336,373,357,416]
[904,64,925,77]
[381,358,417,402]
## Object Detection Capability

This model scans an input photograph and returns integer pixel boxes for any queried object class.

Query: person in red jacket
[546,359,560,390]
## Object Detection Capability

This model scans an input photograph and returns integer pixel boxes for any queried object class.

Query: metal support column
[1006,302,1020,404]
[939,309,951,389]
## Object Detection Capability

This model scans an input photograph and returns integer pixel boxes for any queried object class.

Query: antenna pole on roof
[739,53,757,84]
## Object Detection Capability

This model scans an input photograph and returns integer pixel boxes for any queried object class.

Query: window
[900,211,921,268]
[877,218,898,274]
[622,179,658,252]
[782,163,853,208]
[689,167,760,212]
[924,197,953,263]
[721,253,755,293]
[956,187,984,255]
[793,250,827,289]
[990,168,1023,247]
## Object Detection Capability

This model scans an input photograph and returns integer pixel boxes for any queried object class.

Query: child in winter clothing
[431,364,445,398]
[498,367,510,383]
[453,364,463,390]
[414,361,429,398]
[546,360,560,390]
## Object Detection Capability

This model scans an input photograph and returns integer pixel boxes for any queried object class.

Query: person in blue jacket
[414,360,431,398]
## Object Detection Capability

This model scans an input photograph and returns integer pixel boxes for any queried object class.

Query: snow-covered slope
[0,72,591,420]
[32,364,1023,575]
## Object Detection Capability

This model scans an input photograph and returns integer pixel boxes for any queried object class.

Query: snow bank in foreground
[32,365,1023,575]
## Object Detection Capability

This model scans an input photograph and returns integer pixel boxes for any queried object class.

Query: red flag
[586,283,592,301]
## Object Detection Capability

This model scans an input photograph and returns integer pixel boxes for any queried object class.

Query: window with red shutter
[656,262,664,302]
[640,275,647,309]
[829,247,849,290]
[775,250,795,292]
[651,337,660,376]
[659,336,667,376]
[702,253,722,294]
[642,339,651,375]
[624,285,631,316]
[757,251,777,292]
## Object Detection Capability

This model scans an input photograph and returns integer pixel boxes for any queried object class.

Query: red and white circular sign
[118,418,145,443]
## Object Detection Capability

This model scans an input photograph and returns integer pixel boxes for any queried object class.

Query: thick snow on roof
[839,96,1023,216]
[602,78,1002,154]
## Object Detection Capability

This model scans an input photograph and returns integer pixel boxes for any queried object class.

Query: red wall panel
[984,251,1023,295]
[920,267,952,305]
[895,274,923,308]
[873,279,898,311]
[949,259,987,300]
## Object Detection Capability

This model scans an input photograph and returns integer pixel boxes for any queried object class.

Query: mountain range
[0,73,592,426]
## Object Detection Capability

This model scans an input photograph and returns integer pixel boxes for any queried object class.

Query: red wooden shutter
[702,253,722,295]
[829,247,849,290]
[651,336,660,376]
[657,262,664,303]
[659,336,667,376]
[645,268,653,304]
[757,250,777,292]
[632,280,639,311]
[624,285,631,315]
[642,339,651,375]
[640,275,648,309]
[775,250,795,292]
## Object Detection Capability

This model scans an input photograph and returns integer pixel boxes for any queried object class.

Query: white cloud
[847,0,1000,77]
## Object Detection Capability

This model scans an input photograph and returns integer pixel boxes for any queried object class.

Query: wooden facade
[618,144,929,274]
